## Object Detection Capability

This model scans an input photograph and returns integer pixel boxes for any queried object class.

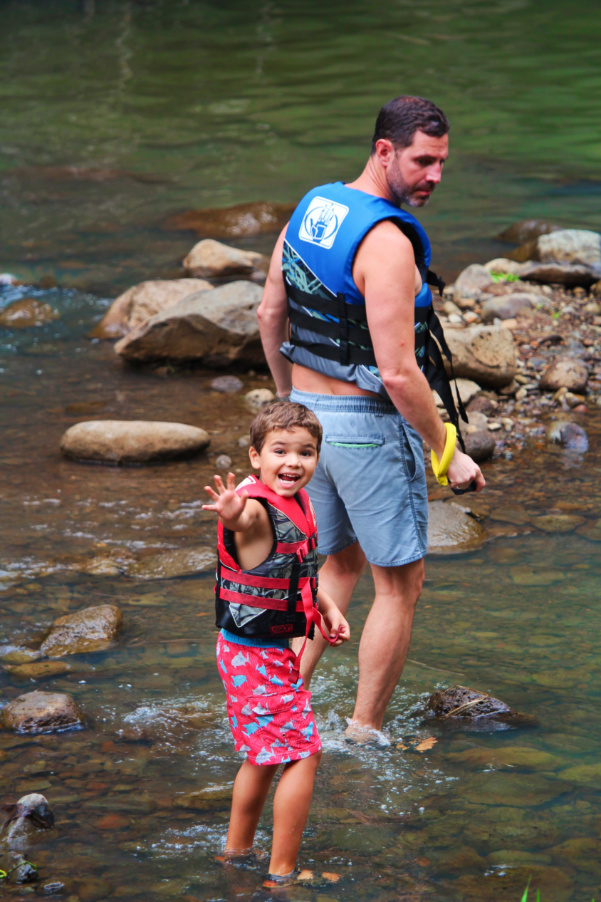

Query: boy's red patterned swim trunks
[216,632,322,766]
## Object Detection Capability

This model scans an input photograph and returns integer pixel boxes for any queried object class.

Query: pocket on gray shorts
[325,434,384,449]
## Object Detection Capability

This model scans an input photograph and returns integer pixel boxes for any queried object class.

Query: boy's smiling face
[249,427,319,497]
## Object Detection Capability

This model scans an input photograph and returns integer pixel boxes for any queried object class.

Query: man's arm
[355,221,485,490]
[257,226,293,398]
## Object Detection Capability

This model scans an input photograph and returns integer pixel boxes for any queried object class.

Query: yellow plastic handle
[431,422,457,486]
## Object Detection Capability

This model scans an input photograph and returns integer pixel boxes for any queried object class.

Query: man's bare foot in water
[344,718,391,746]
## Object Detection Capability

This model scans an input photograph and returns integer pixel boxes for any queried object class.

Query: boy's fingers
[227,472,237,490]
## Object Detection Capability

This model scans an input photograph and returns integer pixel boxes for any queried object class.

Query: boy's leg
[226,759,278,852]
[268,751,322,876]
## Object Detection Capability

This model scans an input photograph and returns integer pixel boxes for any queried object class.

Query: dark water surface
[2,2,601,900]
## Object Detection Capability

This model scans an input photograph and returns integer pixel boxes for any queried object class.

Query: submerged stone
[40,604,123,657]
[427,501,486,555]
[425,685,529,727]
[1,690,84,734]
[165,200,295,238]
[530,514,586,534]
[0,298,60,329]
[126,547,216,580]
[546,420,589,452]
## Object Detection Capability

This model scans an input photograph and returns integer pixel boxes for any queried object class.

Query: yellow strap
[431,422,457,486]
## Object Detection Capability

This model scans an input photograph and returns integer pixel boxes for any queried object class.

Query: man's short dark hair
[371,95,450,152]
[249,401,322,454]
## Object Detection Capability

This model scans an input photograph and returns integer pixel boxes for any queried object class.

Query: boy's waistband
[291,387,397,415]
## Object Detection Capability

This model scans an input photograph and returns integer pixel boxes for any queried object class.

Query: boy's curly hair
[249,401,322,454]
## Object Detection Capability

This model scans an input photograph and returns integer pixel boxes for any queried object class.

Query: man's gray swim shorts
[290,389,428,567]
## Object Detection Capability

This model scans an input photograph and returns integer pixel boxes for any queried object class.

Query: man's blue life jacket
[280,181,466,439]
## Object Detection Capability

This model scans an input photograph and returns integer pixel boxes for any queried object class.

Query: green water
[2,2,601,900]
[1,0,601,290]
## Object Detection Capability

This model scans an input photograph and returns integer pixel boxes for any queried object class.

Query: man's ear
[374,137,394,167]
[249,446,261,470]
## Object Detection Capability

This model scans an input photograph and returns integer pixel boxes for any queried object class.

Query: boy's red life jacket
[215,476,333,668]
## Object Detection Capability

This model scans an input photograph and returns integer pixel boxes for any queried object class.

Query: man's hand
[446,448,486,493]
[202,473,250,530]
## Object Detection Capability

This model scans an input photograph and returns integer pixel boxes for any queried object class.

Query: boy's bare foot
[216,847,268,869]
[263,869,341,888]
[344,718,391,747]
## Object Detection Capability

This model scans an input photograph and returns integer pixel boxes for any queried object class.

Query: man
[257,95,485,738]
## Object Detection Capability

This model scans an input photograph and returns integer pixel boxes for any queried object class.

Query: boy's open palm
[202,473,249,525]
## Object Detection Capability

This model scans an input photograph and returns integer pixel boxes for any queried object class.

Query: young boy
[203,401,350,886]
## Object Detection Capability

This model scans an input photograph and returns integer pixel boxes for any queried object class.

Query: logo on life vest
[298,196,349,249]
[270,623,294,634]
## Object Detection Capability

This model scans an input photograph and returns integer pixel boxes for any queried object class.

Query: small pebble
[215,454,232,469]
[488,422,502,431]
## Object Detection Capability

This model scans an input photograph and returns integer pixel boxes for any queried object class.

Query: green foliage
[521,884,595,902]
[490,272,521,283]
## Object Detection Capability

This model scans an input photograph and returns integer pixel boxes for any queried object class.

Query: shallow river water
[2,2,601,900]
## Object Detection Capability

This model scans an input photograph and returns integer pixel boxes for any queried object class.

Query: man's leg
[293,542,366,687]
[350,557,424,732]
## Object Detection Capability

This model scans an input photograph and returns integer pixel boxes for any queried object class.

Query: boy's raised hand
[202,473,249,527]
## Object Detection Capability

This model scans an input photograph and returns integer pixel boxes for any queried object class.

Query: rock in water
[165,200,295,238]
[497,219,561,244]
[183,239,267,279]
[1,691,84,734]
[90,279,213,339]
[245,388,275,412]
[427,501,486,554]
[547,421,589,452]
[60,420,210,464]
[463,429,496,462]
[40,604,122,656]
[114,281,264,367]
[0,298,60,329]
[425,686,529,726]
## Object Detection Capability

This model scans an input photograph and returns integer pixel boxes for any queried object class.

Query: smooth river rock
[90,278,213,339]
[481,292,541,323]
[114,280,264,367]
[427,501,486,554]
[40,604,123,656]
[539,356,588,393]
[463,429,496,462]
[1,690,84,734]
[536,229,601,265]
[60,420,210,464]
[452,264,494,301]
[0,298,60,329]
[244,388,276,412]
[165,200,295,238]
[519,261,601,287]
[443,324,517,388]
[183,239,267,280]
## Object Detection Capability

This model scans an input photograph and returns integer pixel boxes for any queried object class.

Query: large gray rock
[114,281,264,367]
[1,691,84,734]
[481,292,540,323]
[464,429,496,462]
[427,501,486,554]
[90,279,213,339]
[443,325,517,388]
[60,420,210,464]
[519,261,601,287]
[183,239,267,279]
[539,357,588,393]
[40,604,122,656]
[537,229,601,266]
[453,264,494,301]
